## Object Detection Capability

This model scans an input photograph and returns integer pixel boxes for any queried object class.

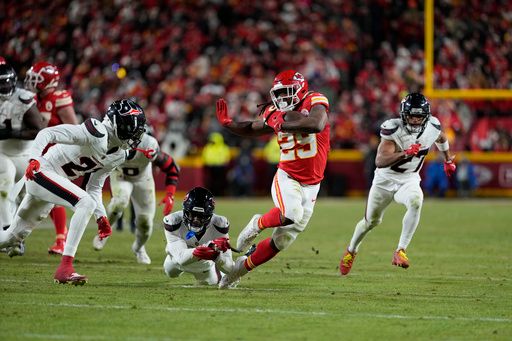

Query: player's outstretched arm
[216,98,273,137]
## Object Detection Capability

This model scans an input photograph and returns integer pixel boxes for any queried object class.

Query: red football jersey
[37,89,74,127]
[277,92,330,185]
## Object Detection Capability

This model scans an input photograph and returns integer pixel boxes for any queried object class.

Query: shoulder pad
[54,90,74,108]
[163,213,182,232]
[307,92,329,109]
[211,215,229,235]
[145,134,160,150]
[429,116,441,130]
[84,118,106,138]
[380,119,400,136]
[16,88,36,105]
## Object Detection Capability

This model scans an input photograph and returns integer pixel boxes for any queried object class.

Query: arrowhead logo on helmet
[270,70,309,112]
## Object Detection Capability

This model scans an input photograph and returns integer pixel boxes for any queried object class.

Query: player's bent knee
[408,195,423,211]
[272,233,296,251]
[163,256,182,278]
[76,195,97,213]
[136,215,152,232]
[283,209,304,226]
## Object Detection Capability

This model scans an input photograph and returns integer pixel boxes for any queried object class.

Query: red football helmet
[270,70,309,112]
[24,61,60,92]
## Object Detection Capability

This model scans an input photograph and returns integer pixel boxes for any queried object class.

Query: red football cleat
[340,248,357,275]
[54,268,88,285]
[392,249,410,269]
[48,238,65,255]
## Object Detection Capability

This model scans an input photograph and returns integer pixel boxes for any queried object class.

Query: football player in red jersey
[215,70,330,288]
[25,62,79,255]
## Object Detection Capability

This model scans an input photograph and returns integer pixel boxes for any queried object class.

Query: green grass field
[1,198,511,340]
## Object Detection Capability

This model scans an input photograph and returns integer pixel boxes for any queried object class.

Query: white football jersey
[163,211,230,247]
[375,116,442,180]
[118,133,159,180]
[30,118,127,218]
[0,88,37,155]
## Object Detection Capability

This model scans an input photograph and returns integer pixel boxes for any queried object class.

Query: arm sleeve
[30,124,91,157]
[153,151,180,186]
[164,231,197,266]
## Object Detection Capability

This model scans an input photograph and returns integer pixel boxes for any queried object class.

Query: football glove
[216,98,233,126]
[159,184,176,215]
[404,143,421,156]
[444,159,457,178]
[96,216,112,240]
[25,159,40,180]
[265,110,285,133]
[209,237,230,253]
[193,245,220,261]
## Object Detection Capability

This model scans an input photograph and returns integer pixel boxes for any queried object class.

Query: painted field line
[6,301,511,323]
[9,301,328,316]
[22,334,174,341]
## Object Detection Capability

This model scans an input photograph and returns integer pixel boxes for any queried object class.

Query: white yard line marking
[22,334,175,341]
[6,301,511,323]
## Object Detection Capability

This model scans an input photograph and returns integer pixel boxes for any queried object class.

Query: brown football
[284,111,305,121]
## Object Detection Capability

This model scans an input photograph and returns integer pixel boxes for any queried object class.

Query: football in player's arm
[163,187,235,286]
[215,70,330,289]
[340,93,456,276]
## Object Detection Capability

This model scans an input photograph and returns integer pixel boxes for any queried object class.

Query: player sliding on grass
[215,70,330,289]
[163,187,235,286]
[339,93,456,275]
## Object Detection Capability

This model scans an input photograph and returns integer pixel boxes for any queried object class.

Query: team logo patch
[293,72,305,82]
[124,108,142,116]
[45,101,53,111]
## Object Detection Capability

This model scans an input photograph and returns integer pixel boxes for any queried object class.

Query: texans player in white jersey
[92,130,180,264]
[340,93,456,275]
[0,62,45,230]
[163,187,236,286]
[0,99,146,285]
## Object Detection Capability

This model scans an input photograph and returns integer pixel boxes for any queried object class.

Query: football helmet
[400,93,431,134]
[270,70,309,112]
[0,64,17,100]
[104,99,146,149]
[183,187,215,234]
[24,61,60,92]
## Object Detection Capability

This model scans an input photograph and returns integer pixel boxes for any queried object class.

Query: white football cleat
[236,214,262,252]
[92,235,108,251]
[219,256,247,289]
[132,243,151,265]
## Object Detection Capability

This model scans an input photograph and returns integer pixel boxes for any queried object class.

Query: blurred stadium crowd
[2,0,512,156]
